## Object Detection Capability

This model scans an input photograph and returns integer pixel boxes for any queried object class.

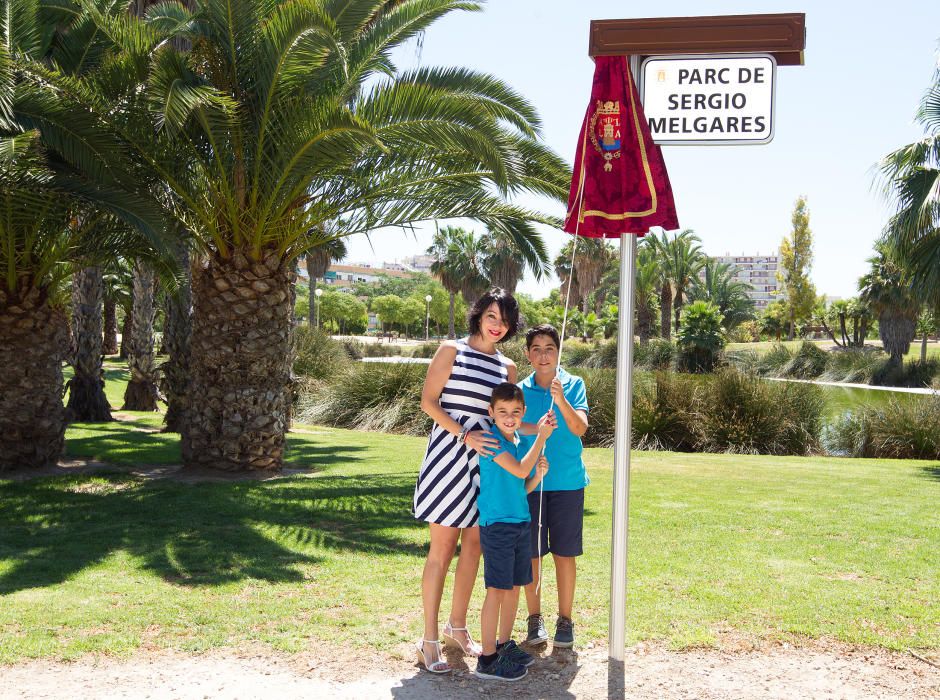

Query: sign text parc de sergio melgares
[640,54,777,145]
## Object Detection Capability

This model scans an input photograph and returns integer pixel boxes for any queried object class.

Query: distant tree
[676,300,725,373]
[481,225,550,294]
[645,229,704,338]
[689,259,756,331]
[372,295,405,334]
[859,245,918,366]
[915,308,937,363]
[304,236,348,327]
[759,301,788,342]
[428,225,488,337]
[633,246,660,346]
[778,196,817,339]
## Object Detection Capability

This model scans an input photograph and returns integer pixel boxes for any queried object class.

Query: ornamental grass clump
[827,395,940,459]
[694,370,823,455]
[821,347,884,383]
[756,343,794,376]
[292,327,352,380]
[631,372,699,451]
[781,341,828,379]
[295,362,430,436]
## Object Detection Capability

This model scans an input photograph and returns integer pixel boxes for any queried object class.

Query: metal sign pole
[609,231,637,661]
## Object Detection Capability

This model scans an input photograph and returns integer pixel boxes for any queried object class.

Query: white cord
[536,174,584,595]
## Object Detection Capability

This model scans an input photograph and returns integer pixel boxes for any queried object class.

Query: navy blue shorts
[480,522,533,590]
[527,489,585,558]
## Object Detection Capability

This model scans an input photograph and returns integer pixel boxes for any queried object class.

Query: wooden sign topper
[589,13,806,66]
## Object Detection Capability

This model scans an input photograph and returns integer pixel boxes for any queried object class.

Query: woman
[413,288,520,673]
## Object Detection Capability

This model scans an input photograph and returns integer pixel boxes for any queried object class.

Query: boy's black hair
[467,288,521,343]
[525,323,560,349]
[490,381,525,407]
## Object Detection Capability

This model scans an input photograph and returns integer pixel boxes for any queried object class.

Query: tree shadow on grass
[917,464,940,482]
[0,471,424,595]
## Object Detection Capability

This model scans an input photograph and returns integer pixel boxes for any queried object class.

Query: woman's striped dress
[413,338,510,528]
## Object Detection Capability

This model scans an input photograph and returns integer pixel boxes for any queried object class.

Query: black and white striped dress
[413,338,510,528]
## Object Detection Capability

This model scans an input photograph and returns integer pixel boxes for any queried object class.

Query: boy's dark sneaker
[497,639,535,667]
[525,613,549,645]
[474,653,528,681]
[553,616,575,648]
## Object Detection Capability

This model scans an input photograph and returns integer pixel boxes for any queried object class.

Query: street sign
[640,54,776,145]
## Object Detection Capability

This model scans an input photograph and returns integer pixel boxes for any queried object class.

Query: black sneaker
[553,616,574,648]
[474,653,528,681]
[497,639,535,667]
[525,613,548,646]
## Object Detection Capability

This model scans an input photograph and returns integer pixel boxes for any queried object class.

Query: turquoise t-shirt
[477,430,531,527]
[519,368,589,491]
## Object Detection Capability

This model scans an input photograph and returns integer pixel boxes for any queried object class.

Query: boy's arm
[550,377,589,437]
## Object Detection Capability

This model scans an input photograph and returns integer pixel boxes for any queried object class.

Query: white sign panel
[640,54,776,145]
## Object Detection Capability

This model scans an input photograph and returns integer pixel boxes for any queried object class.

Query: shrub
[756,344,793,375]
[498,339,528,368]
[694,370,822,455]
[562,340,595,368]
[826,395,940,459]
[782,341,828,379]
[361,342,403,357]
[295,362,431,435]
[871,359,939,388]
[409,342,440,359]
[631,372,699,451]
[820,347,884,383]
[292,327,351,380]
[676,301,726,373]
[636,338,675,370]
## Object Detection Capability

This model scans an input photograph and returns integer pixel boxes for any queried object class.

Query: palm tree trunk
[659,284,672,340]
[637,306,652,346]
[161,245,192,433]
[65,267,113,422]
[123,261,160,411]
[119,296,133,359]
[448,292,456,339]
[673,291,684,335]
[103,296,119,355]
[0,284,68,469]
[921,333,928,363]
[182,249,293,471]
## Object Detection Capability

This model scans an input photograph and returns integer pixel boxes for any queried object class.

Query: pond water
[813,382,930,419]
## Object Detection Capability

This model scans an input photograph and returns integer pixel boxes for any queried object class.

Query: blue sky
[344,1,940,301]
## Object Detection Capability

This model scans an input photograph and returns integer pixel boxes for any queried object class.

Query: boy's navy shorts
[527,489,585,558]
[480,522,532,590]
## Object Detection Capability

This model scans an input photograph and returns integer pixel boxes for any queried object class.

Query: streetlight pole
[425,294,432,341]
[314,287,323,330]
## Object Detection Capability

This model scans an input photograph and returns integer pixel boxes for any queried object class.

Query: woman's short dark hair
[525,324,560,349]
[467,287,521,343]
[490,381,525,407]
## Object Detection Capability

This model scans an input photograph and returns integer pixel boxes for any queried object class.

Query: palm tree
[65,264,113,422]
[572,238,613,315]
[645,229,704,338]
[878,67,940,298]
[428,225,488,338]
[689,259,756,331]
[122,261,162,411]
[633,246,659,345]
[304,234,348,326]
[481,222,551,294]
[554,241,580,320]
[858,245,919,366]
[0,1,165,469]
[108,0,568,470]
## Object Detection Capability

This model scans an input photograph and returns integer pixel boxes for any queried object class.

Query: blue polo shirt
[477,429,531,527]
[519,368,589,491]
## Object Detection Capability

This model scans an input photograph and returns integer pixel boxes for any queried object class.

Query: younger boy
[475,382,554,681]
[519,324,590,649]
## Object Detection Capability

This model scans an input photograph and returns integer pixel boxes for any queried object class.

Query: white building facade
[711,251,782,311]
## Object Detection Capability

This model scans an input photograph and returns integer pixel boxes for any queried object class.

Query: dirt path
[2,641,937,699]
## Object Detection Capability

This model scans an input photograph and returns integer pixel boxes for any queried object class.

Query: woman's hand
[537,411,556,439]
[465,429,500,456]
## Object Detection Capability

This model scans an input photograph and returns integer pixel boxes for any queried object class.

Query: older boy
[519,324,589,649]
[475,382,554,681]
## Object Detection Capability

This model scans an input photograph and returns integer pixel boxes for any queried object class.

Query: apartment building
[711,251,782,311]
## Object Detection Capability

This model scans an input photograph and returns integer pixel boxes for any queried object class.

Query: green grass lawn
[1,411,938,662]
